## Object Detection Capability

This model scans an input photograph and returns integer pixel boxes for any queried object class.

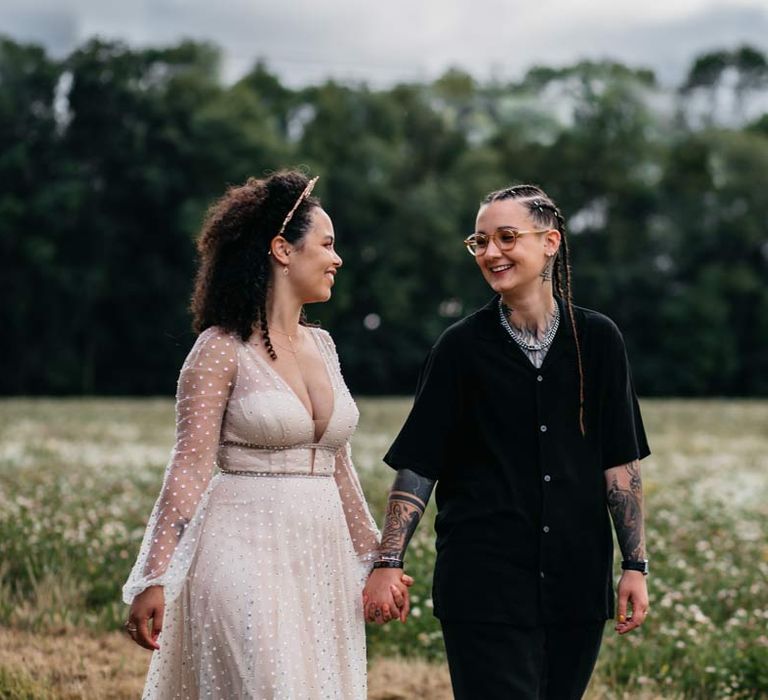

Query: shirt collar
[472,295,576,366]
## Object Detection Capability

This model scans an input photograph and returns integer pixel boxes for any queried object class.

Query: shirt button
[537,375,543,382]
[543,525,550,533]
[544,474,551,482]
[540,425,548,432]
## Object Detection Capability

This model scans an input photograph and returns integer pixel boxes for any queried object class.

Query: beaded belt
[219,440,337,453]
[219,467,332,478]
[218,440,336,478]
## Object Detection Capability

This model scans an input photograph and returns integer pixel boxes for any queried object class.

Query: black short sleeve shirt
[384,296,650,626]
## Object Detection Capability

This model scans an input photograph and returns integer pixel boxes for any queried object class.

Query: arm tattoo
[390,467,435,503]
[379,469,436,561]
[173,515,191,540]
[606,460,646,561]
[626,460,642,495]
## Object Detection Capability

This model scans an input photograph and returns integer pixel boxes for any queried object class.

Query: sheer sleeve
[334,441,381,571]
[315,329,381,571]
[123,327,237,604]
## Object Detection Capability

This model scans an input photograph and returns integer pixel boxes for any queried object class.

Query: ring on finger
[124,620,138,633]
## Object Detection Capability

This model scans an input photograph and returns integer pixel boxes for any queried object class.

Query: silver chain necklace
[498,299,560,352]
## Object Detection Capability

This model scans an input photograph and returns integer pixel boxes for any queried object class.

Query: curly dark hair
[190,170,320,360]
[482,184,586,435]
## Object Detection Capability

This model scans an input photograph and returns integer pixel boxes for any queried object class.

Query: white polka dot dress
[123,326,380,699]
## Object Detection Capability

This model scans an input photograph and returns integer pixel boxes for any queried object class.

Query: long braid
[554,211,585,435]
[482,184,586,435]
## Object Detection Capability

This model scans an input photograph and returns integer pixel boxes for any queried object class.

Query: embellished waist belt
[218,467,332,478]
[217,440,336,478]
[219,440,337,453]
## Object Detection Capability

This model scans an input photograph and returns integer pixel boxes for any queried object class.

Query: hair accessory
[277,176,319,237]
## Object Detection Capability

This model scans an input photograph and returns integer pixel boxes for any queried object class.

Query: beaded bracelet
[372,560,404,569]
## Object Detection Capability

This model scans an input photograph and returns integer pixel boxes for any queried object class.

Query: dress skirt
[141,472,368,700]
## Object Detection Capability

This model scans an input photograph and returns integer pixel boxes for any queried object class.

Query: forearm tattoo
[606,460,646,561]
[379,469,436,561]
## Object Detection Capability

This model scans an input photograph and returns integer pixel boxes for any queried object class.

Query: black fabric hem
[602,446,652,470]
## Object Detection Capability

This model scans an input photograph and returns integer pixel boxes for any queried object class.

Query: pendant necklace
[270,327,302,355]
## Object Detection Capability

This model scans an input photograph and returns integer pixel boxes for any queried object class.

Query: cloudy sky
[2,0,768,87]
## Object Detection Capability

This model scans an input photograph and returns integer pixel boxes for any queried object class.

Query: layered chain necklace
[498,299,560,352]
[269,327,302,355]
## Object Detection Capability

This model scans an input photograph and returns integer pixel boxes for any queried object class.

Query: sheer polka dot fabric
[124,326,380,699]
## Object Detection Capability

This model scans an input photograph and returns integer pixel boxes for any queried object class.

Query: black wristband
[621,559,649,575]
[372,559,404,569]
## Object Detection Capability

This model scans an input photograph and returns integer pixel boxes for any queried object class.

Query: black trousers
[440,620,605,700]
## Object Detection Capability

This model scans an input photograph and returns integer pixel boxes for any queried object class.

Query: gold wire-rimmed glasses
[463,228,551,257]
[277,176,319,237]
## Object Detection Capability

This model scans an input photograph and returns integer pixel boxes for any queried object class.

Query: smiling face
[285,207,342,304]
[473,198,560,298]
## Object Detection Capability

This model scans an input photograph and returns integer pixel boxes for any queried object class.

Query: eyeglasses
[277,176,319,237]
[463,228,551,257]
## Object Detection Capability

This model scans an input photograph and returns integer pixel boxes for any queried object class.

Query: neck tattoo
[540,257,554,284]
[499,300,560,365]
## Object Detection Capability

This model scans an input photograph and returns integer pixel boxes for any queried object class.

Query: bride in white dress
[123,172,410,699]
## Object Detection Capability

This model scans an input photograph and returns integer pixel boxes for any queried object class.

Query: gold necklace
[269,327,302,354]
[270,339,299,355]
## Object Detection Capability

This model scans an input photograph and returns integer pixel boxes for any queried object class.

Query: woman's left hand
[615,571,649,634]
[362,570,414,624]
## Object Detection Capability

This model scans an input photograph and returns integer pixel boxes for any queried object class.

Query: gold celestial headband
[277,176,319,237]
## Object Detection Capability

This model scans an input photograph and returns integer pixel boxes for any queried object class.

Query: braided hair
[481,184,585,435]
[191,171,319,360]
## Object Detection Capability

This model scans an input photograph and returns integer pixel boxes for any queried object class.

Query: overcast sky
[2,0,768,87]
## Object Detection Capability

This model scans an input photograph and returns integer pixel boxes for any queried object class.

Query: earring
[283,266,289,276]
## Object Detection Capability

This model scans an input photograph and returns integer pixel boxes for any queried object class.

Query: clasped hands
[363,567,414,624]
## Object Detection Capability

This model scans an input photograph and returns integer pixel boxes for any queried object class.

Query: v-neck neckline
[497,298,560,368]
[477,295,573,374]
[246,328,337,443]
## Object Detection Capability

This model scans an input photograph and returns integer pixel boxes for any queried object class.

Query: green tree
[2,38,768,397]
[0,37,64,392]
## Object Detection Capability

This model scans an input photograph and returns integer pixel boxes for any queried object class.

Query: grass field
[0,398,767,699]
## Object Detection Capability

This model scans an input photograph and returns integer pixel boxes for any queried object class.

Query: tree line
[2,36,768,396]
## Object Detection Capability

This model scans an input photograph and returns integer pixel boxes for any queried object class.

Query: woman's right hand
[363,569,412,624]
[126,585,164,650]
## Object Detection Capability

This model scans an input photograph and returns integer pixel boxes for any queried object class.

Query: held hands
[615,571,650,635]
[125,585,164,650]
[363,568,414,624]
